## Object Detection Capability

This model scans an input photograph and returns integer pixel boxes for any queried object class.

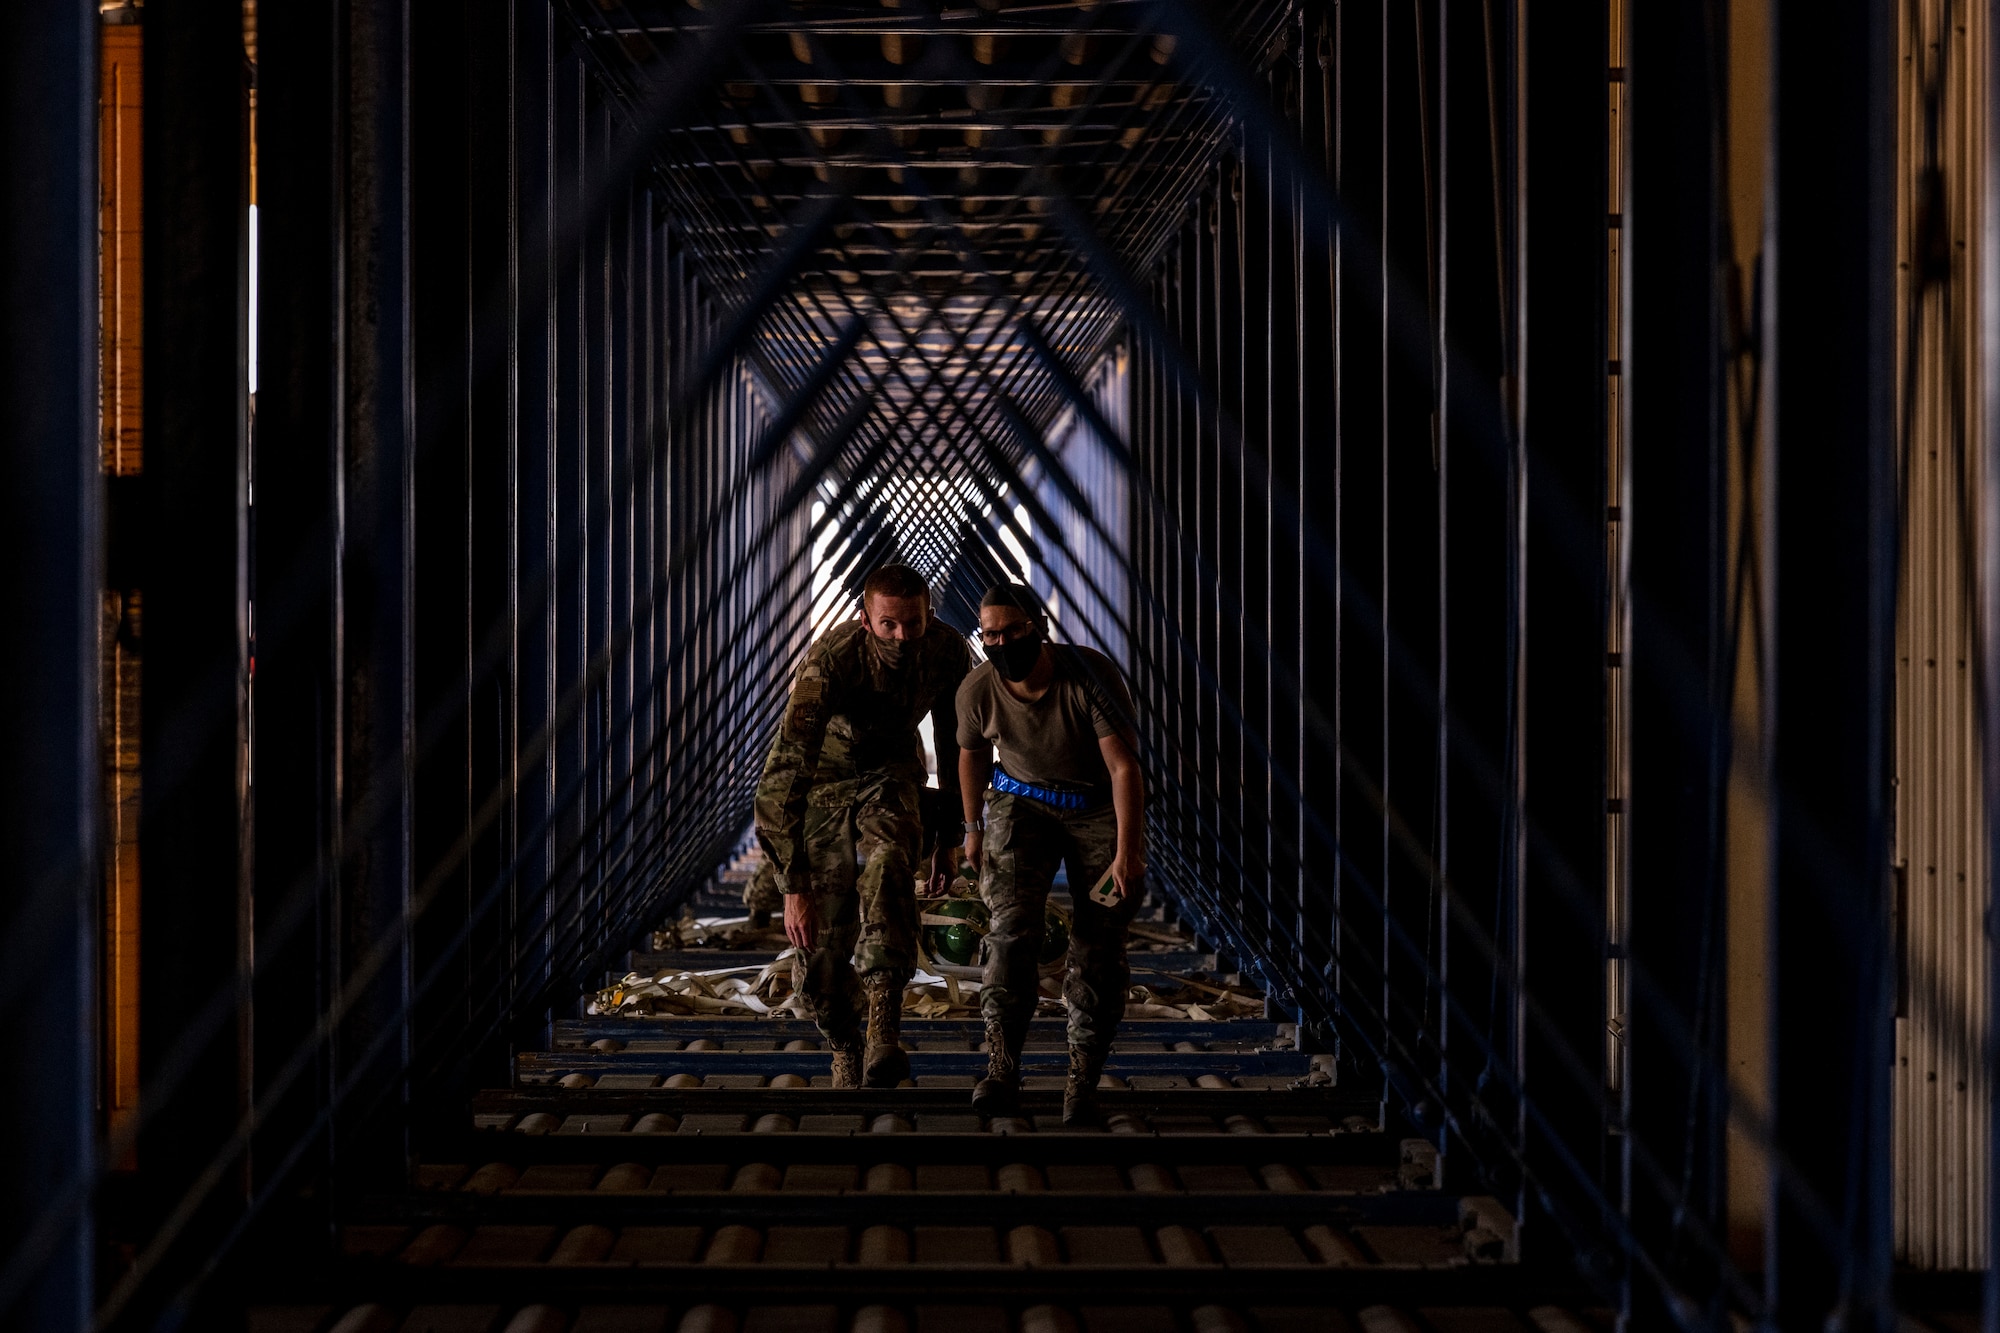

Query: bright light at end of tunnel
[810,500,831,595]
[998,528,1033,584]
[807,499,851,633]
[997,503,1036,584]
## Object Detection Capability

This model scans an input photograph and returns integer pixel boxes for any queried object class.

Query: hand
[784,892,819,952]
[962,829,984,876]
[1108,847,1145,899]
[928,844,965,894]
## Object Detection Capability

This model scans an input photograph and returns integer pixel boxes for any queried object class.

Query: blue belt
[990,763,1109,813]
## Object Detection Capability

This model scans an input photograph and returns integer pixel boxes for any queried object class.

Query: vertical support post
[408,0,473,1134]
[1335,0,1389,1108]
[461,0,518,1098]
[1518,0,1611,1273]
[1627,0,1728,1315]
[0,3,99,1326]
[1437,0,1517,1179]
[1382,0,1445,1119]
[1984,0,2000,1323]
[513,0,557,1048]
[552,46,586,988]
[340,0,414,1187]
[252,0,341,1213]
[1766,1,1896,1328]
[139,0,249,1303]
[100,9,147,1164]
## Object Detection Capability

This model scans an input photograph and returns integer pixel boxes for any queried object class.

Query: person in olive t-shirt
[956,582,1146,1126]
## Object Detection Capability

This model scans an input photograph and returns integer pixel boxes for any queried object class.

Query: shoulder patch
[785,667,832,743]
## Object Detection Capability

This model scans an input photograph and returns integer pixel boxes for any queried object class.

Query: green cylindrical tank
[921,897,990,969]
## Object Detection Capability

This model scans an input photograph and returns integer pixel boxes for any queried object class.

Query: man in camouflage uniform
[755,564,974,1087]
[957,583,1146,1126]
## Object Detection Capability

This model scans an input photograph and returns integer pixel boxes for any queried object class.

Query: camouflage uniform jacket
[754,618,974,890]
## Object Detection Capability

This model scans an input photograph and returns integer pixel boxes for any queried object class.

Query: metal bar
[252,0,345,1224]
[408,0,479,1141]
[1516,0,1610,1271]
[138,0,251,1316]
[1767,0,1898,1326]
[1434,0,1507,1205]
[0,0,100,1324]
[512,0,558,1057]
[312,1266,1582,1308]
[340,0,417,1192]
[1625,0,1729,1318]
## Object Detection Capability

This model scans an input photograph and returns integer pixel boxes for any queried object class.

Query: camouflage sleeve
[753,649,838,891]
[928,634,974,804]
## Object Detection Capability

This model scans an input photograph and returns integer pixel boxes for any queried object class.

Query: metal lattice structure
[0,1,1991,1330]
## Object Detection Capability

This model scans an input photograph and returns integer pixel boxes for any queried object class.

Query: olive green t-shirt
[955,644,1136,789]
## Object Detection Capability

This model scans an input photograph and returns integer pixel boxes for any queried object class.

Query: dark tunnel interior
[0,1,1989,1330]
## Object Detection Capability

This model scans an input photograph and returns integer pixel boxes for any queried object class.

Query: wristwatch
[962,819,985,833]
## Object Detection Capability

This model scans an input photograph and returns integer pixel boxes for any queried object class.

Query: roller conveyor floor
[236,928,1624,1333]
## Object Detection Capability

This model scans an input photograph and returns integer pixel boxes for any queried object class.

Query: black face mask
[987,628,1044,682]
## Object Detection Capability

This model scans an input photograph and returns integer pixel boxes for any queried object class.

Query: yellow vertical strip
[99,16,143,1166]
[102,24,142,477]
[1723,0,1772,1275]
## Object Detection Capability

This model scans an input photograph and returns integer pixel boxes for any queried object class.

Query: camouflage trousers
[977,790,1144,1051]
[743,860,783,914]
[790,774,923,1047]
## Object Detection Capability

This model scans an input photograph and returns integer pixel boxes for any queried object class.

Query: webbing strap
[991,763,1108,812]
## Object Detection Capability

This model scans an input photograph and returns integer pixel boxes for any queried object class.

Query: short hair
[861,563,929,605]
[979,582,1044,620]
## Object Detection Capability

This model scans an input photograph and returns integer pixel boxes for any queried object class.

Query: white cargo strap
[919,911,989,935]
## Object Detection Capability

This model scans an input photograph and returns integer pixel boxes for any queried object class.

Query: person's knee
[801,949,853,991]
[986,892,1044,939]
[854,935,913,976]
[985,930,1044,981]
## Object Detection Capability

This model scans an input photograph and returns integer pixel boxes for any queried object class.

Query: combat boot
[1063,1041,1111,1127]
[861,973,911,1088]
[970,1019,1021,1115]
[829,1042,863,1089]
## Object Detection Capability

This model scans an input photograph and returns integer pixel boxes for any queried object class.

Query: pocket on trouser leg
[1063,879,1135,1048]
[977,873,1031,1012]
[983,914,1048,1033]
[1062,954,1129,1048]
[799,938,857,998]
[856,871,916,980]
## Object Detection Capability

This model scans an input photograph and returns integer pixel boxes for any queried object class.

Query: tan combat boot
[970,1019,1021,1115]
[808,975,863,1088]
[861,974,911,1088]
[1063,1042,1111,1127]
[829,1043,863,1089]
